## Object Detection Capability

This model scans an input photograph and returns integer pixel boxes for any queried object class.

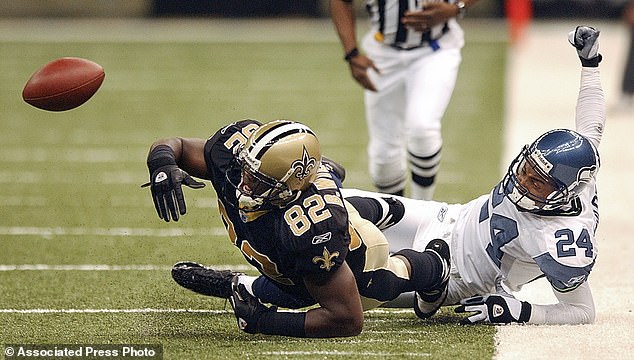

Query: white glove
[455,294,532,325]
[568,26,602,66]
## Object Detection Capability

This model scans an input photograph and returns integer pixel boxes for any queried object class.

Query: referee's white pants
[362,33,462,190]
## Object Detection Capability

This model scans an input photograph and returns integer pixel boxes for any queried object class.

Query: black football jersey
[203,120,353,299]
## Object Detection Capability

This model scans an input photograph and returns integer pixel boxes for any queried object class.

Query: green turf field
[0,24,505,359]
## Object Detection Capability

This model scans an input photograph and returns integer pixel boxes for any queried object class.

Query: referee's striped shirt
[366,0,450,49]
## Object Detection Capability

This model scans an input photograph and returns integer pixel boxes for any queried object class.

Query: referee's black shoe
[172,261,242,298]
[414,239,451,319]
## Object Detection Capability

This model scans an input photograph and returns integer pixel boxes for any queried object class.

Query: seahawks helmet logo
[291,147,317,180]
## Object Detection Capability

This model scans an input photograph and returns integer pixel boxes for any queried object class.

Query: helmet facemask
[503,145,569,212]
[233,146,298,212]
[224,120,321,214]
[503,129,599,213]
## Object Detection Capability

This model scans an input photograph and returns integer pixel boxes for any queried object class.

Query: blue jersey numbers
[555,228,593,258]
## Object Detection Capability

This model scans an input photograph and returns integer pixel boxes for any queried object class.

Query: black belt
[387,24,449,51]
[390,40,439,51]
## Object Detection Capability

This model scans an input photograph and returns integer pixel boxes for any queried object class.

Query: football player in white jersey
[345,25,605,325]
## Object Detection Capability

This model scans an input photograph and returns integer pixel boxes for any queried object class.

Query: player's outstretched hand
[144,164,205,222]
[229,279,277,334]
[568,26,602,67]
[455,294,532,325]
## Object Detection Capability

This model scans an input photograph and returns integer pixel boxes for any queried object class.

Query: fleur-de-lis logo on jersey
[312,247,339,271]
[291,147,317,180]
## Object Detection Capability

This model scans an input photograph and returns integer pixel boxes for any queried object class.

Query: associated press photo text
[4,344,162,359]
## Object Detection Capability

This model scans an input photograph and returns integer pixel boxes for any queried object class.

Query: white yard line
[495,20,634,360]
[0,226,226,237]
[0,307,413,315]
[258,351,431,357]
[0,264,253,272]
[0,308,225,314]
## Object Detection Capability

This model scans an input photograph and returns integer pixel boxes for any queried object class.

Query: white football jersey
[342,182,599,306]
[448,178,598,304]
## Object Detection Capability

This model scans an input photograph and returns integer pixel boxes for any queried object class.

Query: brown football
[22,57,105,112]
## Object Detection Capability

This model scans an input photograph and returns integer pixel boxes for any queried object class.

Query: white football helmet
[228,120,321,212]
[503,129,599,212]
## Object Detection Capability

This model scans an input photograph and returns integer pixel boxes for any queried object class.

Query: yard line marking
[259,351,430,357]
[0,148,138,163]
[0,264,254,271]
[0,308,226,314]
[0,308,414,315]
[0,226,227,237]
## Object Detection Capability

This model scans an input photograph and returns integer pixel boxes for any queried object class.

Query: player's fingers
[460,296,485,306]
[183,176,205,189]
[456,305,486,324]
[152,194,164,220]
[455,306,476,325]
[173,185,187,215]
[167,190,180,221]
[156,193,170,221]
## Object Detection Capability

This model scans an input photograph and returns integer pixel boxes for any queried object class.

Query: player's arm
[329,0,379,91]
[149,137,210,179]
[302,262,364,337]
[229,262,363,338]
[144,137,207,222]
[528,281,595,324]
[568,26,606,149]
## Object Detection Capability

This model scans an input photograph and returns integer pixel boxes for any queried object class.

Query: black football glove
[568,26,602,67]
[143,165,205,222]
[229,279,277,334]
[455,294,531,325]
[143,144,205,222]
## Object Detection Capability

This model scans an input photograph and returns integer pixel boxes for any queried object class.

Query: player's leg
[172,262,315,309]
[172,261,241,298]
[345,200,450,310]
[341,188,445,253]
[246,276,317,309]
[405,47,461,200]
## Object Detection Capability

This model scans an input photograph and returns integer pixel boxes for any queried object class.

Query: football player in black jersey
[145,119,450,337]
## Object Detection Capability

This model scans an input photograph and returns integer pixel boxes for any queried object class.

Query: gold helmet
[234,120,321,211]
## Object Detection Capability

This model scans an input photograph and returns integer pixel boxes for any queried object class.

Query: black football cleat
[171,261,242,298]
[321,156,346,183]
[414,239,451,319]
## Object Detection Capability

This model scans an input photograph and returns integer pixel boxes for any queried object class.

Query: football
[22,57,105,111]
